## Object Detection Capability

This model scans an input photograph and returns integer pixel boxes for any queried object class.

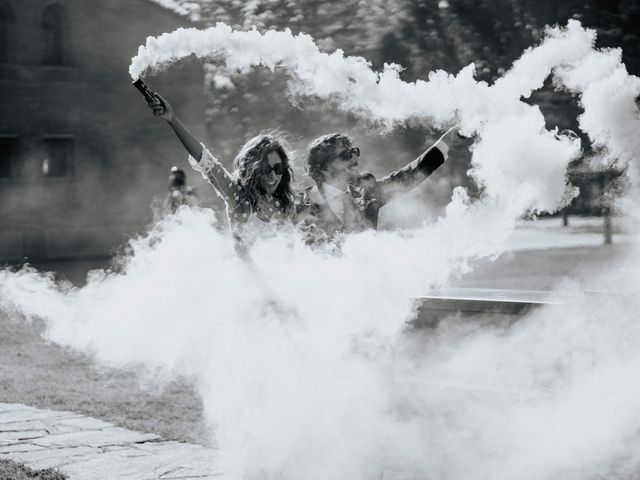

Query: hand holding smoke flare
[132,78,174,121]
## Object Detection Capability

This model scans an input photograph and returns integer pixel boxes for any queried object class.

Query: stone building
[0,0,207,262]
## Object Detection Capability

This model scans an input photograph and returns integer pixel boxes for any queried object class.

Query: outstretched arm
[378,140,447,202]
[149,95,203,161]
[378,126,457,202]
[148,94,238,203]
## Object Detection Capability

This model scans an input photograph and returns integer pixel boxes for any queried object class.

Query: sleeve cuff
[433,139,449,161]
[188,143,217,173]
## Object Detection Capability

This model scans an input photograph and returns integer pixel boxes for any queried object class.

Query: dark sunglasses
[264,162,287,175]
[337,147,360,161]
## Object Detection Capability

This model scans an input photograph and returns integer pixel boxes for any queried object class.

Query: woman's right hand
[148,94,174,122]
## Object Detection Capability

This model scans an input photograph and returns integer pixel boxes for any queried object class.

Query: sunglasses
[337,147,360,161]
[264,162,287,176]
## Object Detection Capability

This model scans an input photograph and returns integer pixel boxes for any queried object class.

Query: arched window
[0,2,16,63]
[40,4,71,65]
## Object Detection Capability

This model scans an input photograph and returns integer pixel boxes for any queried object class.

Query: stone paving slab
[32,426,160,448]
[0,407,80,424]
[0,403,29,413]
[0,429,49,442]
[0,419,50,432]
[0,402,232,480]
[0,443,46,454]
[9,446,101,469]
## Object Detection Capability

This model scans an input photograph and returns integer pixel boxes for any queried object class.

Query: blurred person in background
[147,94,296,228]
[163,166,199,214]
[296,128,458,242]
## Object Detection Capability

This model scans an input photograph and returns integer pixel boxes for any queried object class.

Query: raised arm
[148,95,238,203]
[149,94,202,161]
[378,140,447,202]
[378,126,459,202]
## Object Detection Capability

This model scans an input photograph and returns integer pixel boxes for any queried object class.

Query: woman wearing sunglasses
[296,131,452,240]
[147,94,295,225]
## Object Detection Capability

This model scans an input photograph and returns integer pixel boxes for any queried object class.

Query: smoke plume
[1,20,639,480]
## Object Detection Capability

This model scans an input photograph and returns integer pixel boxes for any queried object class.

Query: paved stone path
[0,402,228,479]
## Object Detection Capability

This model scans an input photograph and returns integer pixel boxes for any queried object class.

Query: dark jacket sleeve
[377,144,446,203]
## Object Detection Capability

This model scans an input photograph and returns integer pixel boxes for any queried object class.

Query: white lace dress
[189,144,288,226]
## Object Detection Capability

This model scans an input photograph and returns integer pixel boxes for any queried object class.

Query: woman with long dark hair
[147,94,295,226]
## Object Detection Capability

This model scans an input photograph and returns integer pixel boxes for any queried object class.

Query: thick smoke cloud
[130,21,614,214]
[1,20,639,480]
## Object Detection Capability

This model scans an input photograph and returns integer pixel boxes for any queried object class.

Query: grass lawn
[0,459,67,480]
[458,242,630,290]
[0,313,209,446]
[0,241,629,448]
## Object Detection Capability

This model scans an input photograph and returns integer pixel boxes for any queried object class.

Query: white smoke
[147,0,201,21]
[130,21,603,213]
[2,20,640,480]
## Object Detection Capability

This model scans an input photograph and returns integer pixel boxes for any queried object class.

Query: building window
[595,0,620,11]
[0,135,18,178]
[0,2,16,63]
[40,4,71,65]
[43,136,74,177]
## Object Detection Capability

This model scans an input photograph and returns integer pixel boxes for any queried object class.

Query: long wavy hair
[232,134,294,214]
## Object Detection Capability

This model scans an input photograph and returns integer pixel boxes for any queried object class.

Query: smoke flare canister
[132,78,160,104]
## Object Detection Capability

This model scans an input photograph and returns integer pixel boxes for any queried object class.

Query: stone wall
[0,0,210,261]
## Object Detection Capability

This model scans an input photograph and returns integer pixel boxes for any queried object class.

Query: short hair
[306,133,353,184]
